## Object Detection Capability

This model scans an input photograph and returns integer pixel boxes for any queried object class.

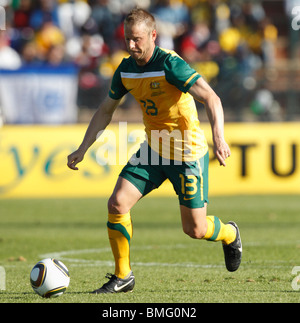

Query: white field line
[35,241,300,269]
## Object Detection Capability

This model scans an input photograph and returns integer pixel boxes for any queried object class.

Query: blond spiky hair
[124,8,156,32]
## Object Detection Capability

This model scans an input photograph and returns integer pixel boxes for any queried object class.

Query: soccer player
[67,8,242,294]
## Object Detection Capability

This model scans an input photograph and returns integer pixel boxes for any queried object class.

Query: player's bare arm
[188,77,231,166]
[67,96,120,170]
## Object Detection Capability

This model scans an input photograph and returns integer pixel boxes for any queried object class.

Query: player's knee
[183,226,207,239]
[107,194,129,214]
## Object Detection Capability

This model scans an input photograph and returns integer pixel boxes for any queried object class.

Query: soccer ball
[30,258,70,298]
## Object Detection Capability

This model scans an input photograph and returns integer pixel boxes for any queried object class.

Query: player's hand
[67,149,85,170]
[214,139,231,167]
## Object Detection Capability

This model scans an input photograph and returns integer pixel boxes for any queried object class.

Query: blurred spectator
[45,43,66,66]
[0,0,295,121]
[0,31,22,69]
[151,0,190,50]
[20,40,40,64]
[261,17,278,66]
[75,33,106,109]
[180,22,213,63]
[13,0,32,29]
[29,0,59,31]
[35,22,65,60]
[250,88,282,121]
[83,0,118,49]
[58,0,91,38]
[74,34,102,69]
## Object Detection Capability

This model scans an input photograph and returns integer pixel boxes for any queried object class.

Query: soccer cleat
[222,221,242,272]
[91,272,135,294]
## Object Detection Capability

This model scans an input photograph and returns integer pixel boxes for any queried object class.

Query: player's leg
[106,170,161,278]
[180,204,236,244]
[166,151,242,271]
[180,203,208,239]
[93,145,166,293]
[107,176,142,279]
[92,176,141,294]
[180,203,242,272]
[108,175,143,215]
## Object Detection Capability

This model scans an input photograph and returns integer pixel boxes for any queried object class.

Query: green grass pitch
[0,195,299,303]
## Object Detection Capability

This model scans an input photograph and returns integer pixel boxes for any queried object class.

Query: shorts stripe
[196,159,204,201]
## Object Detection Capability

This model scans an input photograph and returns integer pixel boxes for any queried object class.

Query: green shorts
[119,143,209,208]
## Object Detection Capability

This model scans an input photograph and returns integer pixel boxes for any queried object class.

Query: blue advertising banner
[0,64,78,124]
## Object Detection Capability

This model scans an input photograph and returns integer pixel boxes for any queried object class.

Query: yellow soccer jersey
[109,46,208,161]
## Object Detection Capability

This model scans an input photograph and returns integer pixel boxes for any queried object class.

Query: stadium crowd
[0,0,293,120]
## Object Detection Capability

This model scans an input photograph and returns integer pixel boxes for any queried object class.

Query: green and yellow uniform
[109,46,208,162]
[106,47,237,279]
[109,46,209,208]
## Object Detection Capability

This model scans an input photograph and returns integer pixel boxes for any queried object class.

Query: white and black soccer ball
[30,258,70,298]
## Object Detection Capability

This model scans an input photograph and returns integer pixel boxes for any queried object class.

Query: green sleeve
[164,55,201,93]
[108,64,128,100]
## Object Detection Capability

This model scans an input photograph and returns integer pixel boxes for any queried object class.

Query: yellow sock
[204,215,236,245]
[107,212,133,279]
